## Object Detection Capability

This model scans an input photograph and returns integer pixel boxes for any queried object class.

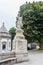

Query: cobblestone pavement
[14,50,43,65]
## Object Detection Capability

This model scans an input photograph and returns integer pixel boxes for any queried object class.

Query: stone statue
[13,15,28,62]
[16,15,23,29]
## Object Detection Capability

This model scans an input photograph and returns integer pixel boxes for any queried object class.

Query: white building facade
[0,23,11,52]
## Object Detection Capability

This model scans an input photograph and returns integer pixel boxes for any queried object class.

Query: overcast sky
[0,0,43,30]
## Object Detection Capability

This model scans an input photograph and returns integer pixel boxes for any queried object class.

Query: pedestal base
[15,52,29,62]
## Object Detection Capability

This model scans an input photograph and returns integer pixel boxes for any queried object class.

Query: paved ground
[14,50,43,65]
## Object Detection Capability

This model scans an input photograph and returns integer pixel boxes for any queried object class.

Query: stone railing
[0,57,16,65]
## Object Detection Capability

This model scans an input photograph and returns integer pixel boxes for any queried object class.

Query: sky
[0,0,43,30]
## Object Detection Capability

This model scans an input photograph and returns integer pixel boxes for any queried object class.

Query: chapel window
[2,44,6,50]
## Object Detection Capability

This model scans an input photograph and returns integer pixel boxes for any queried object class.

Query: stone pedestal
[15,52,28,62]
[12,17,28,62]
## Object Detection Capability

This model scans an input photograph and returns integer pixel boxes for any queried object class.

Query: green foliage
[20,1,43,46]
[9,27,16,41]
[39,47,43,50]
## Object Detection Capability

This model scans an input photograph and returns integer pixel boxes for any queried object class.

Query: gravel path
[14,51,43,65]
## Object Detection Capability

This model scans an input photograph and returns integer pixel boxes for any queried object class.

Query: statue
[13,14,28,62]
[16,14,23,29]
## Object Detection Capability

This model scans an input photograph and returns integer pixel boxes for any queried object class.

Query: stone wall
[0,51,15,60]
[0,51,16,65]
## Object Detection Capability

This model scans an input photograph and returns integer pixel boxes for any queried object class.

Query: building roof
[0,22,8,33]
[0,22,11,38]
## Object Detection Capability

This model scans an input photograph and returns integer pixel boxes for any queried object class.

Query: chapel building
[0,23,11,52]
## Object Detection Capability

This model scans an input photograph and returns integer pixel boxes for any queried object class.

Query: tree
[9,27,16,41]
[20,1,43,47]
[9,27,16,50]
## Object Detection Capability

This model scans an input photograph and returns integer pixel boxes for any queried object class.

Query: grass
[39,47,43,50]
